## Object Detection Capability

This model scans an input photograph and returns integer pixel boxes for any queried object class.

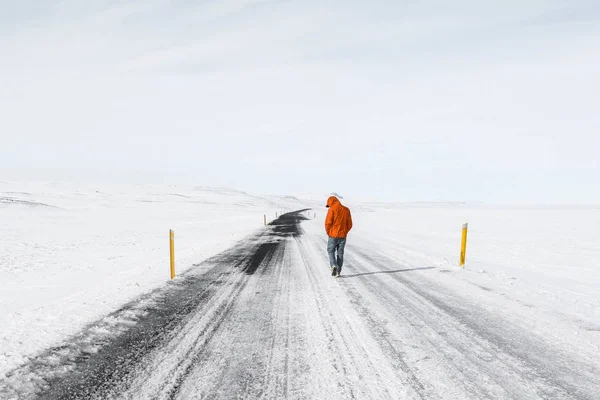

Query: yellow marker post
[460,223,468,267]
[170,229,175,279]
[264,215,267,226]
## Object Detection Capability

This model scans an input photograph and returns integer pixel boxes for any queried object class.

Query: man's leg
[327,237,337,271]
[336,238,347,274]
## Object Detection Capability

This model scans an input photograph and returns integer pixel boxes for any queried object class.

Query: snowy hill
[2,182,600,398]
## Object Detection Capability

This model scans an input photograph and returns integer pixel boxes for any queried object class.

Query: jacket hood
[326,196,341,208]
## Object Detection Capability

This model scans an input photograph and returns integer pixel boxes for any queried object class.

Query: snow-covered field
[0,182,312,376]
[2,182,599,398]
[347,204,600,367]
[353,203,600,329]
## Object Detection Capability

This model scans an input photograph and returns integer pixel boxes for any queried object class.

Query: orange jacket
[325,196,353,238]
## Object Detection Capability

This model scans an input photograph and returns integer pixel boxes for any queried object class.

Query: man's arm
[325,208,334,237]
[347,209,353,232]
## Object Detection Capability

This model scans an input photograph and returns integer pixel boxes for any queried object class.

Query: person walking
[325,196,353,277]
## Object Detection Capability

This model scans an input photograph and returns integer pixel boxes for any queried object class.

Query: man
[325,196,353,277]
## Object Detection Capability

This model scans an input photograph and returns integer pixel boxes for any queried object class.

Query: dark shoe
[331,266,337,276]
[335,267,341,277]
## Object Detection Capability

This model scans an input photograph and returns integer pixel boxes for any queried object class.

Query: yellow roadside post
[170,229,175,279]
[460,223,468,267]
[264,215,267,226]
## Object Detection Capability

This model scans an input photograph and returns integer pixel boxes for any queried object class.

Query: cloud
[0,0,599,203]
[517,0,600,26]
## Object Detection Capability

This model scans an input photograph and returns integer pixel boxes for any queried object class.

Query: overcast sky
[1,0,599,203]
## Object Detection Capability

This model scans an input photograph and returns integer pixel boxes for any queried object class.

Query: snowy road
[2,211,599,399]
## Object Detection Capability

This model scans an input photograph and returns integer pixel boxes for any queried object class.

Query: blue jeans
[327,237,346,270]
